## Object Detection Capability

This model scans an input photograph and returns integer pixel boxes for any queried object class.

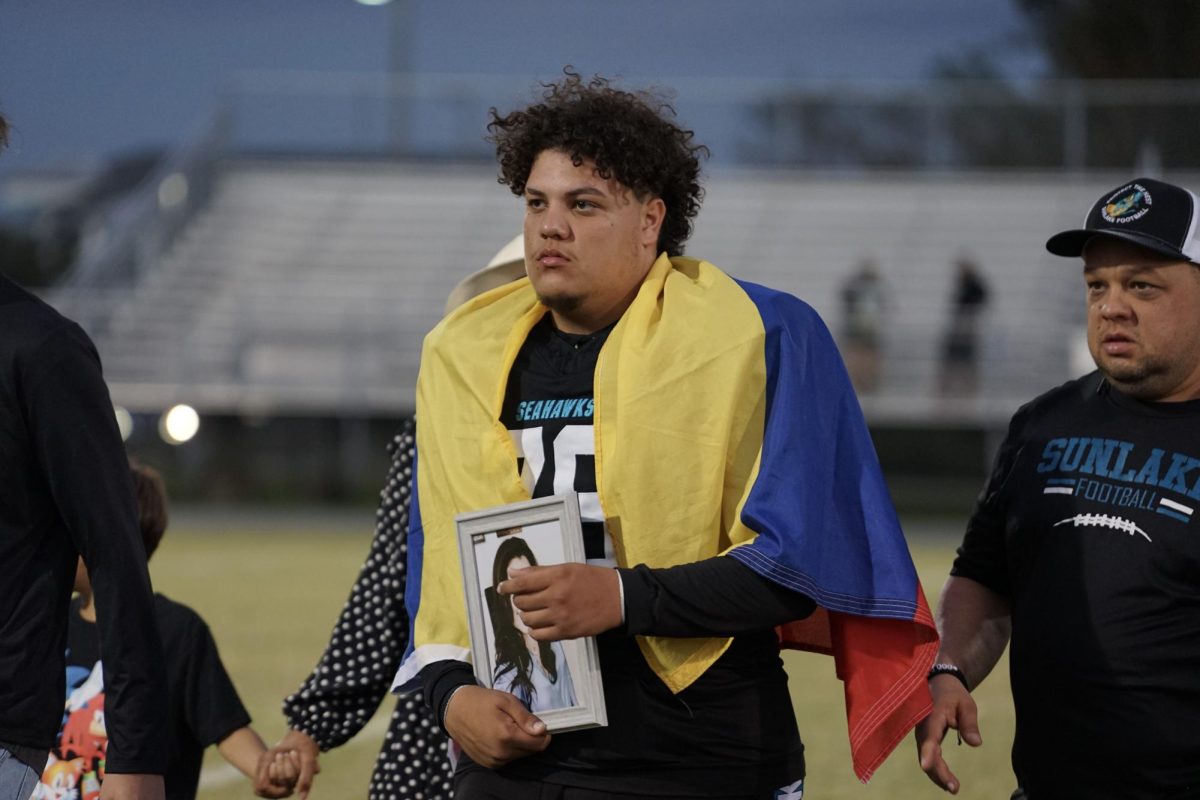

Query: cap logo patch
[1101,183,1152,224]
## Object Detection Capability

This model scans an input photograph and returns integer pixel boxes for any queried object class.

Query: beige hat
[443,234,527,315]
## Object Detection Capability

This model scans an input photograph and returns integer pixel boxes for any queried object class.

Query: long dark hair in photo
[490,536,559,704]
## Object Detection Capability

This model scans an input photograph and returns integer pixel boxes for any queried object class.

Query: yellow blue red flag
[393,254,938,781]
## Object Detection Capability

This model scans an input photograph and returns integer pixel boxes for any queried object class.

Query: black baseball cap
[1045,176,1200,263]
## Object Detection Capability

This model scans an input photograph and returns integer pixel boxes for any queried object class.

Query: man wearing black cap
[915,177,1200,798]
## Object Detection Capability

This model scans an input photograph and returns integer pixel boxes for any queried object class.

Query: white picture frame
[455,493,608,733]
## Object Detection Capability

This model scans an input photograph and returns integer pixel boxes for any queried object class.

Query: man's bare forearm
[934,575,1012,689]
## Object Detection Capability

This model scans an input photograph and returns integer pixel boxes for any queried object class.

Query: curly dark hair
[487,70,708,257]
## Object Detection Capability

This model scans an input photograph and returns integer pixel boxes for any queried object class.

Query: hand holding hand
[443,684,551,768]
[499,563,622,640]
[254,728,320,799]
[914,673,983,795]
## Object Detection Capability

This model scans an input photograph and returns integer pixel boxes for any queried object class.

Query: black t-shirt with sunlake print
[954,371,1200,799]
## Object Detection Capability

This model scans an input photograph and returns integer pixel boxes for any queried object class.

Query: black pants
[454,770,773,800]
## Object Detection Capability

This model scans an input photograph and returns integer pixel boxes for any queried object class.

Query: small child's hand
[255,730,320,799]
[252,749,294,797]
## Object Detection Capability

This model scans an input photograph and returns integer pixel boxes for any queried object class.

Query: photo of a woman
[487,536,577,712]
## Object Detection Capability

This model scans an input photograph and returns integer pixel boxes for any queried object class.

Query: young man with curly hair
[393,73,937,799]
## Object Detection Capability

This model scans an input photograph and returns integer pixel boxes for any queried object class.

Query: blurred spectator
[33,463,277,800]
[0,108,168,800]
[839,258,887,392]
[254,237,524,800]
[939,257,990,396]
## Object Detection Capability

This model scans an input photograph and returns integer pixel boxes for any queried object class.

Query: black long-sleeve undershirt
[619,553,816,637]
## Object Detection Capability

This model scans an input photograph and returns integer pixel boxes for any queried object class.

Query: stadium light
[113,405,134,442]
[355,0,393,5]
[159,404,200,445]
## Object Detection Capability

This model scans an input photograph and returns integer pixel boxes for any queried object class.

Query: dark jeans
[0,748,38,800]
[454,770,795,800]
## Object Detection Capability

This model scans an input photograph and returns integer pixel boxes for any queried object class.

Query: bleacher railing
[55,108,231,334]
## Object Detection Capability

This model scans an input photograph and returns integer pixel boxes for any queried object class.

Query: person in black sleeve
[395,71,937,799]
[0,110,168,800]
[916,177,1200,799]
[32,463,274,800]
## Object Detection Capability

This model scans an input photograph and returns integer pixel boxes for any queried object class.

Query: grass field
[147,509,1017,800]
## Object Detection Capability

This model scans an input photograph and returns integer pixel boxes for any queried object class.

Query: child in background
[32,462,281,800]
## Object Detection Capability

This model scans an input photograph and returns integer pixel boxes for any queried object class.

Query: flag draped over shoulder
[393,254,938,782]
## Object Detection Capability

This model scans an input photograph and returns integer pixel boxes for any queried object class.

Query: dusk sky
[0,1,1043,177]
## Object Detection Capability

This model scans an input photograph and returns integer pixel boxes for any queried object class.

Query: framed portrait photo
[455,493,608,733]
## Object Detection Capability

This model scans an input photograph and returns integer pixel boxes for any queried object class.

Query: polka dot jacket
[282,420,454,799]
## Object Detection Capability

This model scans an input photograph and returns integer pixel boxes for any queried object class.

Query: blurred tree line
[746,0,1200,170]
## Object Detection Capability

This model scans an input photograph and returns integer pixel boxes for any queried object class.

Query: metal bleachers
[51,160,1168,423]
[63,160,520,413]
[689,171,1114,423]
